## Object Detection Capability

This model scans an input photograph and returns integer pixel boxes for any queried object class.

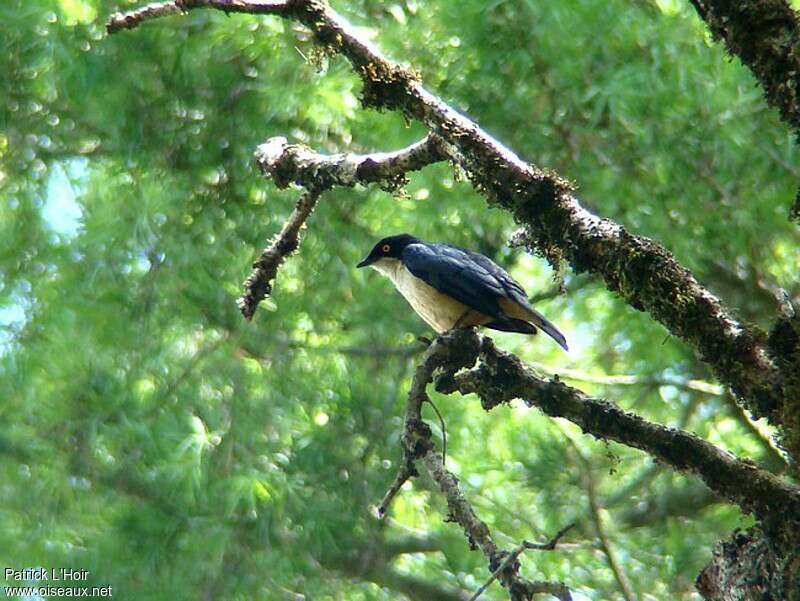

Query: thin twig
[237,187,322,320]
[377,456,417,518]
[107,0,292,33]
[468,523,574,601]
[586,465,637,601]
[425,398,447,467]
[161,335,229,400]
[528,363,725,396]
[724,398,789,472]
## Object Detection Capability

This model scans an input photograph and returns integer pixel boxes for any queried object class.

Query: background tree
[2,0,799,599]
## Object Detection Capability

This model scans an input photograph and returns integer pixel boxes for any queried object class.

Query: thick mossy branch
[434,335,800,533]
[696,528,792,601]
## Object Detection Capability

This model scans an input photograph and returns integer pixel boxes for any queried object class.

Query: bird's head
[357,234,419,268]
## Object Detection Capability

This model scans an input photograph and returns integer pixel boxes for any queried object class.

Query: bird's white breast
[371,258,470,332]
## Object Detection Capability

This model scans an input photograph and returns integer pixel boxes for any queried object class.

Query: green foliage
[1,0,796,599]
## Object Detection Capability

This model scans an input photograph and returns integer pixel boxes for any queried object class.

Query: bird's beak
[356,255,375,269]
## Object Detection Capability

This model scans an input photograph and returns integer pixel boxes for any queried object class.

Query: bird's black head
[357,234,420,268]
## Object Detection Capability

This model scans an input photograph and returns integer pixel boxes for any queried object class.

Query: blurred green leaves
[1,1,797,599]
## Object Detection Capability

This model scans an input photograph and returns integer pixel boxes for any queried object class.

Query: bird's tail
[528,309,568,351]
[485,312,568,351]
[495,297,569,351]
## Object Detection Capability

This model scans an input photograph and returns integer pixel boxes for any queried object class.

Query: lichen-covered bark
[696,528,799,601]
[238,187,321,320]
[436,335,800,532]
[254,134,446,192]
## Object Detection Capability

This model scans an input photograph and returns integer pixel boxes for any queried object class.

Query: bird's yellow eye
[381,244,391,253]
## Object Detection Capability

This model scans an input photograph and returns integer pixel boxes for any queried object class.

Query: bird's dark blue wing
[401,243,509,319]
[461,248,534,310]
[402,242,568,350]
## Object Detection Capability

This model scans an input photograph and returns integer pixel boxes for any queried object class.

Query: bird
[356,234,568,351]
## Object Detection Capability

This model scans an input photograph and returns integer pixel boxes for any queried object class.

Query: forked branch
[380,330,573,601]
[239,134,447,318]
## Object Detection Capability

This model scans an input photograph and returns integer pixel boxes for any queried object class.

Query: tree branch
[468,524,574,601]
[107,0,293,33]
[237,187,321,320]
[421,449,573,601]
[239,134,446,319]
[532,363,790,473]
[381,330,572,601]
[435,334,800,531]
[255,134,447,192]
[377,335,458,518]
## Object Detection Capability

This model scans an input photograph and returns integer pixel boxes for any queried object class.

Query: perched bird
[357,234,568,350]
